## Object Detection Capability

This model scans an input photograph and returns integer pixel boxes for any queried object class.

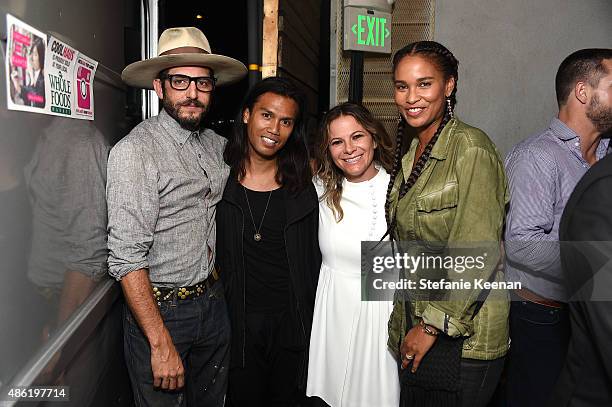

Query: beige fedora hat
[121,27,247,89]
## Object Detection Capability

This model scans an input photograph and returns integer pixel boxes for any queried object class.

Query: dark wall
[277,0,326,142]
[159,0,249,137]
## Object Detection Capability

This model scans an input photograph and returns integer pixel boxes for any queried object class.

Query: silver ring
[405,353,415,360]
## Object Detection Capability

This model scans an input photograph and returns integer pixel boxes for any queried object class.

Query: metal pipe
[247,0,262,87]
[140,0,149,119]
[257,0,263,74]
[141,0,159,119]
[348,51,364,103]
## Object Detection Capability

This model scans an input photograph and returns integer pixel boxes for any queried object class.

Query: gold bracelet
[419,319,439,336]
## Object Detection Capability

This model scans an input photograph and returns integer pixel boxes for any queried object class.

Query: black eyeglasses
[161,74,217,92]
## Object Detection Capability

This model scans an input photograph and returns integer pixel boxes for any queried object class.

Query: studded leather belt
[152,267,220,302]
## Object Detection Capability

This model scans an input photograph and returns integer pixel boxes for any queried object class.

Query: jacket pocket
[415,183,458,242]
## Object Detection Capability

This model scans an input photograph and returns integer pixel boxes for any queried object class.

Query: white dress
[307,168,400,407]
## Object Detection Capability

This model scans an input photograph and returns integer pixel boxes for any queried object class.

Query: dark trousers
[506,294,570,407]
[227,310,306,407]
[460,357,505,407]
[124,280,231,407]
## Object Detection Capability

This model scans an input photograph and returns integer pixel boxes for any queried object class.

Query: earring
[446,97,454,118]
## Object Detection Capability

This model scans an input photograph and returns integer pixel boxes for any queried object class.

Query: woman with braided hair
[385,41,510,407]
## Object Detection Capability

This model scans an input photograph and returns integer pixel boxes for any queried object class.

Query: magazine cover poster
[5,14,48,113]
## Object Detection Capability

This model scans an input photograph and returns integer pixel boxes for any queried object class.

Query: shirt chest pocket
[415,183,458,242]
[160,172,210,215]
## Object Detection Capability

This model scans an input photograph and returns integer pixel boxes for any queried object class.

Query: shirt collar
[157,108,198,147]
[550,116,610,162]
[550,117,579,141]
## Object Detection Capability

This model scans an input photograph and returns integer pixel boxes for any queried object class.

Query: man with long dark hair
[216,77,321,406]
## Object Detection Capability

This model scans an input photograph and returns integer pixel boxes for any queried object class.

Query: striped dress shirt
[504,117,609,301]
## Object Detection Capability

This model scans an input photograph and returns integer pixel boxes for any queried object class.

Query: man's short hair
[157,68,170,79]
[555,48,612,107]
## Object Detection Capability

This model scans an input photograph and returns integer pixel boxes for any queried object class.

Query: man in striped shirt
[504,48,612,407]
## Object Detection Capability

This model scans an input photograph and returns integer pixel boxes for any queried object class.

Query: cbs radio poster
[5,14,48,113]
[5,14,98,121]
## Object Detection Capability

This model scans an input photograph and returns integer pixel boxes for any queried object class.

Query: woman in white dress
[307,103,400,407]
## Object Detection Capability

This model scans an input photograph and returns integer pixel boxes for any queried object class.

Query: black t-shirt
[239,186,291,312]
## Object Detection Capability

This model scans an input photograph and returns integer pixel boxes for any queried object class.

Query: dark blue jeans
[506,294,570,407]
[124,279,231,407]
[460,357,505,407]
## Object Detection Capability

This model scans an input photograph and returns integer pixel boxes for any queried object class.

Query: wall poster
[5,14,99,120]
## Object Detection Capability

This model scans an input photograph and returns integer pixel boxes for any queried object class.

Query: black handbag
[399,301,464,407]
[399,268,495,407]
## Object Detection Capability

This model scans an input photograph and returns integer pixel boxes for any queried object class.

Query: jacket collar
[284,185,317,224]
[221,175,245,205]
[429,117,458,160]
[400,118,458,182]
[222,175,317,225]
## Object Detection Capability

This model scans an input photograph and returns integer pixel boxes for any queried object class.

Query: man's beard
[586,93,612,134]
[162,97,209,131]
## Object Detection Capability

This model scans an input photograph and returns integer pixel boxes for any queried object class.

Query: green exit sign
[344,7,391,54]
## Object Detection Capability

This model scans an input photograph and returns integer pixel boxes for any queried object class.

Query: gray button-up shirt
[26,118,110,288]
[107,109,229,286]
[504,117,609,301]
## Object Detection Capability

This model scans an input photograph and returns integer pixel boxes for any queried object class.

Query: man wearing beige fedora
[107,27,246,406]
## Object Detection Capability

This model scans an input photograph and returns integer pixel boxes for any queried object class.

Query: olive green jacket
[387,118,510,360]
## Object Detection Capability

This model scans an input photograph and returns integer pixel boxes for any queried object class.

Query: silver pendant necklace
[243,186,273,242]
